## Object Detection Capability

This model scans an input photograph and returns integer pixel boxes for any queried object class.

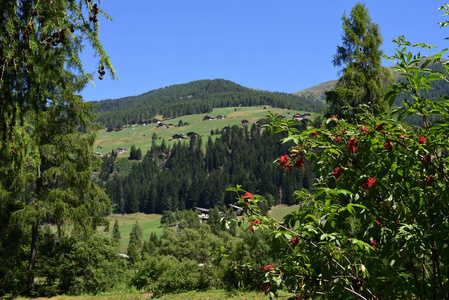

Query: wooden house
[194,207,210,222]
[303,113,312,119]
[170,134,185,141]
[116,148,128,154]
[187,132,199,138]
[293,113,303,121]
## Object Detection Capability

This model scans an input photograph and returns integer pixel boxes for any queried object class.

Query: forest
[100,122,314,215]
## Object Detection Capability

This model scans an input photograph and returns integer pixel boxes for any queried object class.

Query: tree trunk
[27,223,38,294]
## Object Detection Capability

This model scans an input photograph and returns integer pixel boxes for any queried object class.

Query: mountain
[295,61,449,108]
[92,79,324,131]
[294,80,337,104]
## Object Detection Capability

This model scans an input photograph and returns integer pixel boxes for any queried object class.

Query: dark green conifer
[112,219,121,245]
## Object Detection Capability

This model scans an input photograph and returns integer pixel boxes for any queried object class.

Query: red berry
[242,192,253,202]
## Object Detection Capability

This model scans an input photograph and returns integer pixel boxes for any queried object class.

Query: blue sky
[80,1,448,102]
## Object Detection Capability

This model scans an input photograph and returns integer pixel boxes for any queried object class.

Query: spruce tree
[112,219,121,246]
[127,243,140,265]
[129,221,143,250]
[129,145,137,160]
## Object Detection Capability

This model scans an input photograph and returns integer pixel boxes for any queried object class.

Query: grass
[14,290,270,300]
[154,290,269,299]
[97,213,163,252]
[268,204,301,222]
[14,292,150,300]
[94,106,315,156]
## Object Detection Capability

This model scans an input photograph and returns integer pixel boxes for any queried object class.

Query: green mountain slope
[94,106,312,156]
[294,80,337,103]
[92,79,324,130]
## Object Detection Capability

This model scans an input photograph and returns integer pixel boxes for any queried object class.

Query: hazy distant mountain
[295,60,449,106]
[294,80,337,104]
[93,79,324,130]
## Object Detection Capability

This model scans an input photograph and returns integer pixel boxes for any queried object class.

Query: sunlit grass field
[268,204,301,221]
[15,290,271,299]
[97,213,163,252]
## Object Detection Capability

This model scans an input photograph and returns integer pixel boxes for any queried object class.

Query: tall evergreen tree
[129,221,143,250]
[129,145,137,160]
[326,3,392,117]
[0,0,115,293]
[112,219,121,246]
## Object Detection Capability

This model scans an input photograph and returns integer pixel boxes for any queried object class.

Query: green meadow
[94,106,313,156]
[98,206,300,253]
[16,290,271,299]
[267,204,301,221]
[98,213,163,252]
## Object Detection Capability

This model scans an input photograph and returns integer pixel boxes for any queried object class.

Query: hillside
[294,80,337,103]
[94,106,314,156]
[294,62,449,107]
[92,79,324,131]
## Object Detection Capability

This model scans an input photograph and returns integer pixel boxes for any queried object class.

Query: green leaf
[346,204,356,216]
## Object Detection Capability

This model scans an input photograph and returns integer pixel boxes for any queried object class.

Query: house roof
[194,207,210,213]
[228,204,243,211]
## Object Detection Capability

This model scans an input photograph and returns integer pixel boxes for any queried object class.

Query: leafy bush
[230,34,449,299]
[36,233,126,295]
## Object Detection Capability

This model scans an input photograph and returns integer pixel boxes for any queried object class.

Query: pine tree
[326,3,392,117]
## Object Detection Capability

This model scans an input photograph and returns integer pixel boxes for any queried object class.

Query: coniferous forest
[102,123,314,214]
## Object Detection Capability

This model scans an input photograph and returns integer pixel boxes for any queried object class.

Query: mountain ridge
[93,79,324,130]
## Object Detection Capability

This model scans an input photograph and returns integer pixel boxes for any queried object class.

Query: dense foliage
[92,79,324,131]
[234,7,449,299]
[129,212,278,295]
[103,123,315,214]
[36,230,126,296]
[0,0,114,295]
